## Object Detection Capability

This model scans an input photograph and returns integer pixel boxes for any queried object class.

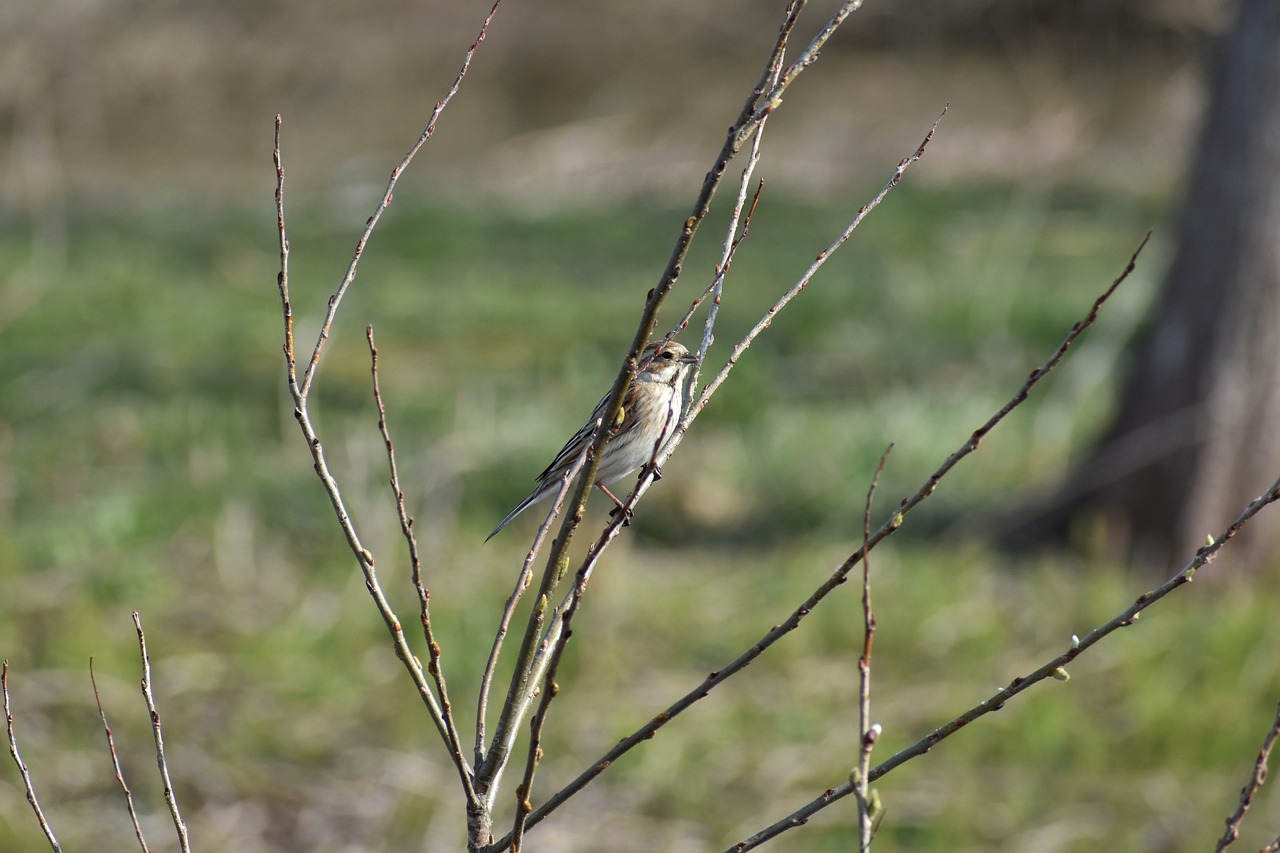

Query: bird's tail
[485,488,548,542]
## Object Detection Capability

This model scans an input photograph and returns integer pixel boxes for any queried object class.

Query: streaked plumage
[486,341,697,541]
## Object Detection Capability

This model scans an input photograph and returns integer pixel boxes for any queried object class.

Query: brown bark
[1007,0,1280,572]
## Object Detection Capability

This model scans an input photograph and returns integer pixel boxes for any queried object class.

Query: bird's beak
[680,352,698,364]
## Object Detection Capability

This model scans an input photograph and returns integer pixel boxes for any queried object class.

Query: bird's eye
[661,351,673,360]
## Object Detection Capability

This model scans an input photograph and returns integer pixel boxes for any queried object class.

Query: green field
[3,184,1279,851]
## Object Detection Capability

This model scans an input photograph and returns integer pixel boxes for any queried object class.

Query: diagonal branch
[687,107,946,427]
[729,469,1280,851]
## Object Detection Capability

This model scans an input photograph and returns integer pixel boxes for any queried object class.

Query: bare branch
[367,326,471,782]
[267,15,504,830]
[687,107,946,426]
[1215,699,1280,852]
[132,613,190,853]
[90,659,151,852]
[673,36,781,374]
[738,1,867,147]
[3,661,62,852]
[728,470,1280,851]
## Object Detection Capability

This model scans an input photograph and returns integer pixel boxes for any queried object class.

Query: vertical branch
[1214,699,1280,852]
[856,446,890,851]
[3,661,63,853]
[273,115,296,391]
[689,43,781,371]
[132,613,191,853]
[276,120,456,751]
[90,660,151,852]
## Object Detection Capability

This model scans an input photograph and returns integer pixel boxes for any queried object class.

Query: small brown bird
[487,341,698,541]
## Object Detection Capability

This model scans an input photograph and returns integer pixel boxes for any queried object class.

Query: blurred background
[4,0,1279,850]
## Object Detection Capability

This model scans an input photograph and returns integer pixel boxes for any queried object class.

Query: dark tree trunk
[1007,0,1280,572]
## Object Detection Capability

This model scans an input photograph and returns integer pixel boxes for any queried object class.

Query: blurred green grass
[2,184,1279,851]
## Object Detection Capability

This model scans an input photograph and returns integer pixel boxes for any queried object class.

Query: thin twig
[740,1,866,147]
[673,2,786,378]
[508,601,571,850]
[133,613,190,853]
[367,326,471,780]
[676,84,774,372]
[90,659,151,852]
[856,446,890,851]
[688,107,946,427]
[503,233,1149,847]
[3,661,62,852]
[727,471,1280,852]
[298,1,503,398]
[1216,699,1280,852]
[273,115,296,389]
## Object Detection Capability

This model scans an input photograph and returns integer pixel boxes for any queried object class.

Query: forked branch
[732,469,1280,850]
